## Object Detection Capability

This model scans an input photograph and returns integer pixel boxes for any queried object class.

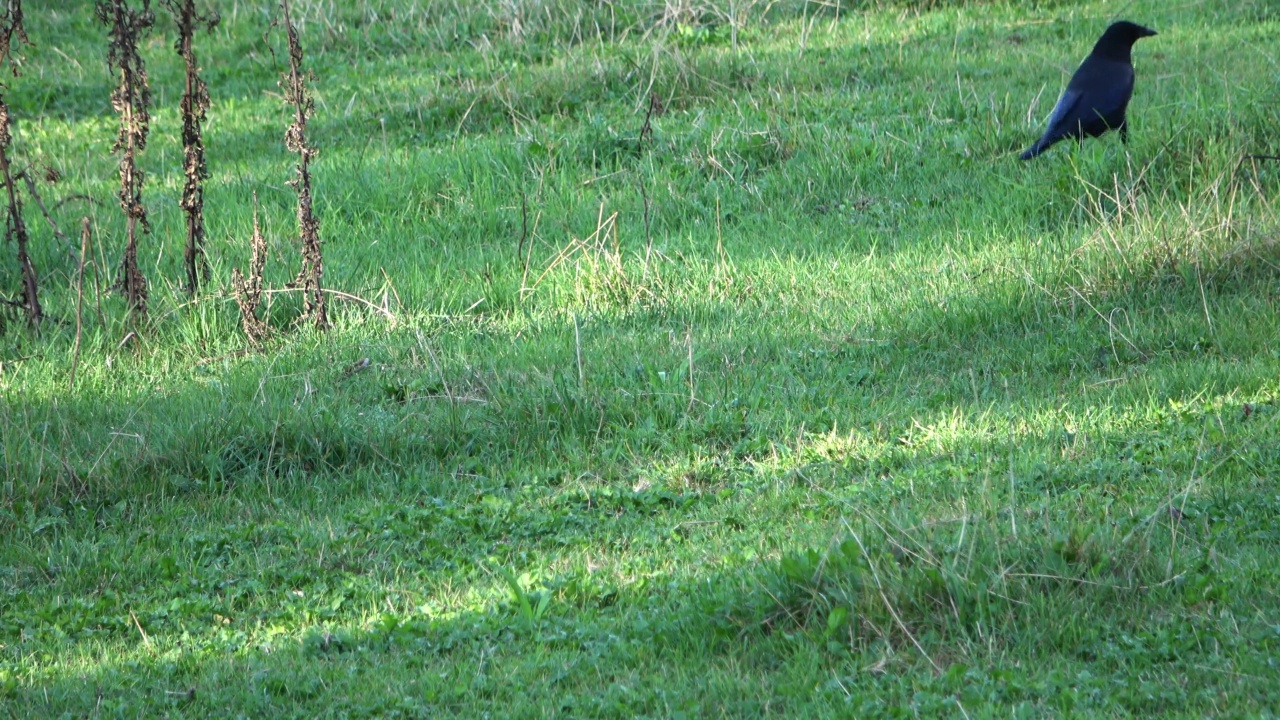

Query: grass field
[2,0,1279,716]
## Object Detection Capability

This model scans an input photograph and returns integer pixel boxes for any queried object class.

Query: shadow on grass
[6,451,1280,716]
[4,225,1279,508]
[3,238,1280,716]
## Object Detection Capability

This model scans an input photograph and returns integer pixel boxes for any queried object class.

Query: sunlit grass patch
[2,0,1279,716]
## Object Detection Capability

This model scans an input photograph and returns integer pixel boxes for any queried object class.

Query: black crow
[1020,21,1157,160]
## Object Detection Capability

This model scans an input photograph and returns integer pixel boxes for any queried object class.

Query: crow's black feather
[1021,21,1157,160]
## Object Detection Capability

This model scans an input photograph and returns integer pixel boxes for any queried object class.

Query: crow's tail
[1020,139,1047,160]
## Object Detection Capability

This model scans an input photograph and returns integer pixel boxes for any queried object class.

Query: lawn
[2,0,1279,716]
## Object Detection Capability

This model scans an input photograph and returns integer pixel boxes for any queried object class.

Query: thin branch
[261,286,397,324]
[69,218,90,391]
[16,167,73,258]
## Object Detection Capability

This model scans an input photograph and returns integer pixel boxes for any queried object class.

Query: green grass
[3,0,1280,716]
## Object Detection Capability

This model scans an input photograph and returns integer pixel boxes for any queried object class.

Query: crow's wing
[1020,88,1084,159]
[1041,88,1085,139]
[1064,59,1135,132]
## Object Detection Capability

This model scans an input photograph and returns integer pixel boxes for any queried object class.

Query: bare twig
[518,187,528,275]
[69,218,90,392]
[843,522,943,674]
[129,610,151,647]
[637,93,662,288]
[574,312,585,390]
[636,91,663,155]
[1067,285,1145,361]
[639,172,653,285]
[16,167,72,258]
[260,286,396,324]
[685,325,695,411]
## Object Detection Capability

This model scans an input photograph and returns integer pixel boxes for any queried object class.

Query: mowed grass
[2,0,1280,715]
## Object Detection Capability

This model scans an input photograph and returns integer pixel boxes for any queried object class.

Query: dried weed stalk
[0,0,26,60]
[279,0,326,329]
[165,0,218,296]
[0,0,39,328]
[97,0,154,320]
[637,91,663,155]
[230,193,269,341]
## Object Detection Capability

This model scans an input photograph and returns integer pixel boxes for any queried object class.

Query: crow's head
[1092,20,1156,60]
[1106,20,1157,44]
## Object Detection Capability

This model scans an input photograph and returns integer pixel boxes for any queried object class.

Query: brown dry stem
[0,0,38,327]
[97,0,154,321]
[279,0,326,330]
[165,0,218,296]
[231,193,270,342]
